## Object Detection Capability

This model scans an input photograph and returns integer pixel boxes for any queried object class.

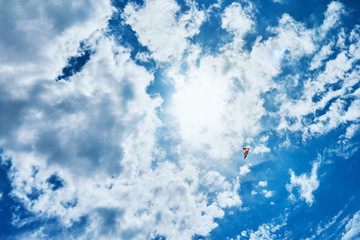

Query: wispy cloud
[342,210,360,240]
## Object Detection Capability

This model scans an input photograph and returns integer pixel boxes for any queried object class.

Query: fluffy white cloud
[2,34,234,239]
[239,164,251,176]
[221,2,255,48]
[262,190,274,198]
[0,1,237,239]
[168,9,317,164]
[0,0,113,64]
[2,0,359,239]
[319,1,346,37]
[257,180,274,198]
[286,162,320,206]
[342,210,360,240]
[344,124,359,139]
[309,42,334,70]
[203,171,242,208]
[122,0,205,62]
[258,181,268,187]
[253,145,271,154]
[0,0,114,100]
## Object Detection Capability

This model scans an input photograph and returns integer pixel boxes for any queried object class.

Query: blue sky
[0,0,360,239]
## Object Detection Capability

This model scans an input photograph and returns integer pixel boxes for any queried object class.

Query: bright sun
[171,77,227,130]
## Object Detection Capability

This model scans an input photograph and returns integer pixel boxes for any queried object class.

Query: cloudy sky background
[0,0,360,239]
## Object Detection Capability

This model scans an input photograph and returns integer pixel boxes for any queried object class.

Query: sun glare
[171,78,227,130]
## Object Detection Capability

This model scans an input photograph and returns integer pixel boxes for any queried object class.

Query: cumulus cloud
[286,162,320,206]
[309,42,334,70]
[319,1,346,37]
[221,2,255,48]
[1,0,359,239]
[0,1,237,239]
[203,171,242,208]
[253,145,271,154]
[258,181,268,187]
[257,181,274,198]
[122,0,205,62]
[262,190,274,198]
[0,0,113,65]
[167,7,318,164]
[239,164,251,176]
[344,124,359,139]
[2,33,240,239]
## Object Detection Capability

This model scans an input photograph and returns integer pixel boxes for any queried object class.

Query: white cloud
[248,222,283,240]
[0,5,236,237]
[319,1,346,37]
[262,190,275,198]
[0,1,259,238]
[168,11,316,163]
[267,13,315,59]
[249,224,274,240]
[0,0,114,99]
[260,135,269,142]
[342,210,360,240]
[253,145,271,154]
[239,164,251,176]
[248,216,287,240]
[169,51,264,159]
[257,180,275,198]
[286,162,320,206]
[135,51,151,62]
[122,0,205,62]
[3,34,240,239]
[203,172,242,208]
[278,19,360,140]
[309,42,334,70]
[1,0,359,239]
[258,181,268,187]
[4,34,159,228]
[344,124,359,139]
[337,28,346,49]
[314,209,343,237]
[221,2,255,48]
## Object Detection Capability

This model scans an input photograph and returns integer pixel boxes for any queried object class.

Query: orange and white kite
[243,148,250,159]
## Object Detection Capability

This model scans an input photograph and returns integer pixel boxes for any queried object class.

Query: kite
[243,148,250,159]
